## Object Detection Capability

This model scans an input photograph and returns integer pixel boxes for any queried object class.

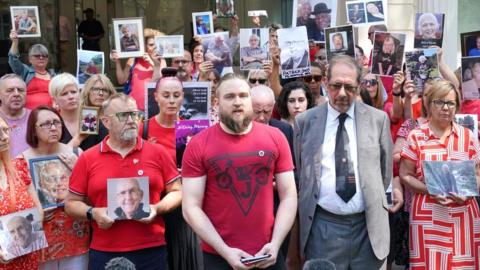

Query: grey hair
[417,13,439,33]
[250,85,275,103]
[101,92,136,115]
[0,74,25,89]
[327,55,362,85]
[28,44,49,57]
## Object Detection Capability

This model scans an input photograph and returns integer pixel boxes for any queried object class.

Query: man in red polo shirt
[182,75,297,270]
[65,93,181,270]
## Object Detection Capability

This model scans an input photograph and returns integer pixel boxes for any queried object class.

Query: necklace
[35,70,48,75]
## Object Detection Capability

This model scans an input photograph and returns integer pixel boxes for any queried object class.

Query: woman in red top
[112,28,167,111]
[400,80,480,269]
[8,30,53,110]
[15,106,89,270]
[0,115,43,269]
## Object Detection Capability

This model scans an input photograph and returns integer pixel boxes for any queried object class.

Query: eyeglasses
[32,54,48,59]
[106,111,144,122]
[303,75,322,83]
[173,59,191,65]
[91,87,110,95]
[249,78,267,84]
[328,83,358,93]
[37,120,62,129]
[361,79,378,86]
[432,100,456,109]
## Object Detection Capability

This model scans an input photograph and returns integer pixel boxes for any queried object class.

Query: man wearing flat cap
[78,8,104,51]
[307,2,331,42]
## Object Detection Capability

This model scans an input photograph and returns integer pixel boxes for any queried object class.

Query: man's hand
[139,205,158,224]
[253,242,279,268]
[222,247,255,270]
[92,207,114,229]
[388,188,404,213]
[9,29,18,42]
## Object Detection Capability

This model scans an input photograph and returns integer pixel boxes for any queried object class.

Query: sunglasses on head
[249,78,267,84]
[303,75,322,83]
[361,79,378,86]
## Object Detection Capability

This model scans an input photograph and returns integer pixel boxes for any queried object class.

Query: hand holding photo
[278,26,311,79]
[79,106,100,135]
[77,50,104,87]
[10,6,41,38]
[325,25,355,61]
[192,12,214,36]
[28,156,71,209]
[239,28,269,70]
[175,119,210,168]
[107,177,150,220]
[404,48,440,93]
[370,32,406,76]
[202,32,232,75]
[423,160,478,197]
[155,35,184,58]
[113,18,145,58]
[0,208,47,260]
[180,82,211,120]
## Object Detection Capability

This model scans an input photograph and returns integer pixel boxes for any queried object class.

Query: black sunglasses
[304,75,322,83]
[249,78,267,84]
[361,79,378,86]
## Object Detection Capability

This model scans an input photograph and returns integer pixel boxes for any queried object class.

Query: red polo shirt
[69,135,179,252]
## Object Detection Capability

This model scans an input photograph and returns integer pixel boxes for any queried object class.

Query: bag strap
[73,146,79,157]
[142,118,149,140]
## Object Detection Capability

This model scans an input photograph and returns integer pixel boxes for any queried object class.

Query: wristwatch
[392,91,402,97]
[86,207,93,221]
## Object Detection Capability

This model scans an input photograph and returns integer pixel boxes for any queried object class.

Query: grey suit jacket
[293,101,393,260]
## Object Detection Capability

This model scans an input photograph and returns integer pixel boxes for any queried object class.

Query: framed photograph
[365,0,386,24]
[455,114,478,140]
[325,25,355,62]
[107,177,150,220]
[181,82,211,120]
[79,106,99,135]
[175,119,210,168]
[77,50,104,87]
[404,48,440,94]
[10,6,41,38]
[192,11,214,36]
[216,0,235,17]
[346,1,366,25]
[239,28,269,70]
[292,0,337,43]
[28,156,71,209]
[155,35,184,58]
[414,13,444,49]
[144,82,158,120]
[201,32,232,75]
[0,208,47,260]
[461,56,480,100]
[423,160,478,197]
[461,30,480,57]
[113,17,145,59]
[370,31,406,76]
[278,26,311,79]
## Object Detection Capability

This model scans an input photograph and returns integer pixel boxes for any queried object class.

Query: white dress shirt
[318,103,365,214]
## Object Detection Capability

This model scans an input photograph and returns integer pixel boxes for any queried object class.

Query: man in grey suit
[292,55,392,270]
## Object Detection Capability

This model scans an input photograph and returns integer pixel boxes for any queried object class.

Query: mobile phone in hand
[240,254,271,264]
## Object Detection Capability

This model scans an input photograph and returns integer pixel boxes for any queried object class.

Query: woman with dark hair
[277,81,314,126]
[0,116,43,269]
[8,30,55,109]
[15,106,89,270]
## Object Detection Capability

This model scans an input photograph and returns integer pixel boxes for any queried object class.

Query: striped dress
[401,122,480,269]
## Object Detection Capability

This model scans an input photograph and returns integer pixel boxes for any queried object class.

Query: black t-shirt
[61,122,108,151]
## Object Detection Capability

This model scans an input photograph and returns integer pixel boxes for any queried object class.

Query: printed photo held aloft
[404,48,440,94]
[239,28,269,70]
[107,177,151,221]
[180,82,211,121]
[79,106,100,135]
[77,50,104,87]
[144,82,158,120]
[10,6,41,38]
[216,0,235,17]
[346,1,366,25]
[461,56,480,100]
[455,114,478,142]
[292,0,337,43]
[175,119,210,168]
[0,208,47,260]
[113,17,145,59]
[28,155,71,209]
[461,30,480,57]
[370,31,406,76]
[414,13,444,48]
[155,35,184,58]
[192,11,214,36]
[201,32,232,75]
[278,26,311,79]
[365,0,385,24]
[324,25,355,62]
[423,160,479,197]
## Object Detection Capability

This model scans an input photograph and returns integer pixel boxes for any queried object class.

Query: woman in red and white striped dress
[400,80,480,269]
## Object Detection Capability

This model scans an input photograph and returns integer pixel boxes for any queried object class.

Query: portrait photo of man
[240,30,268,70]
[307,2,332,42]
[5,213,47,259]
[108,177,150,220]
[119,24,140,52]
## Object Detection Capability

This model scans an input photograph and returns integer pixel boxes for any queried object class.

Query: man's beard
[220,110,253,133]
[119,126,138,142]
[176,67,189,81]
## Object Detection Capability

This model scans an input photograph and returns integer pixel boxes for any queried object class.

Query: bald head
[251,85,275,124]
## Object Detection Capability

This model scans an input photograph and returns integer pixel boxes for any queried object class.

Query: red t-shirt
[181,122,294,255]
[69,136,179,252]
[139,118,176,162]
[26,77,52,109]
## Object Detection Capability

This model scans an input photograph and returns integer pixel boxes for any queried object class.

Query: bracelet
[392,92,401,97]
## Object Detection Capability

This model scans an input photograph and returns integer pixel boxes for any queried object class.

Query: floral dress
[0,161,38,270]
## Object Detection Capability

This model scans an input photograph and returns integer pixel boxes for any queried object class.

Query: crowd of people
[1,5,480,270]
